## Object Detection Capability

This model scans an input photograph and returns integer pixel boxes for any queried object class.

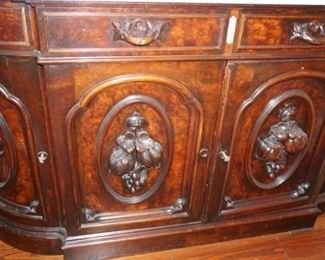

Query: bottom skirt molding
[62,205,321,260]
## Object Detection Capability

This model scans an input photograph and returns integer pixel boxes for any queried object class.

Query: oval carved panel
[246,90,314,190]
[96,95,173,204]
[66,74,204,218]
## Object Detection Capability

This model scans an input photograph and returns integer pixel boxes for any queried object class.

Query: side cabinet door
[213,61,325,218]
[66,74,206,230]
[0,57,46,221]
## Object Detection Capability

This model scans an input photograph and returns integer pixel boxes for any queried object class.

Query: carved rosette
[255,103,308,178]
[291,20,325,45]
[108,111,163,193]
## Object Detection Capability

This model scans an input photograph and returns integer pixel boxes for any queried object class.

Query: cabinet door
[210,60,325,218]
[0,57,52,223]
[45,61,224,233]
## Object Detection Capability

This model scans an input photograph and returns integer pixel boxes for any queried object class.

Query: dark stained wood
[37,6,227,57]
[234,9,325,53]
[44,60,225,234]
[0,213,323,259]
[0,1,35,51]
[0,0,324,259]
[207,60,325,219]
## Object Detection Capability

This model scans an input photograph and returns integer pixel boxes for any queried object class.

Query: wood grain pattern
[0,2,35,51]
[38,8,227,56]
[235,12,325,52]
[213,61,325,218]
[0,1,325,258]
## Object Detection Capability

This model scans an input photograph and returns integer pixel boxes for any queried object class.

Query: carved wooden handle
[112,19,168,46]
[290,20,325,45]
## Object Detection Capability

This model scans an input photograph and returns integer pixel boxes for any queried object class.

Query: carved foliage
[255,103,308,178]
[112,18,168,46]
[109,111,163,193]
[291,20,325,45]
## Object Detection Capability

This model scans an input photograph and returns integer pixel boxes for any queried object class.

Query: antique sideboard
[0,0,324,258]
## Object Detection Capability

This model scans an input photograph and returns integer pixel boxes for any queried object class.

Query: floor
[0,213,324,260]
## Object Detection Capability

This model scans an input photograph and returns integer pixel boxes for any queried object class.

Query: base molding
[0,215,66,255]
[63,205,321,259]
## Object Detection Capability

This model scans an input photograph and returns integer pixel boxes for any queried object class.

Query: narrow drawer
[37,7,228,57]
[0,3,35,51]
[234,9,325,53]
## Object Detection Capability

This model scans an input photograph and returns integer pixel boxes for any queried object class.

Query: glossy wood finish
[234,9,325,53]
[37,6,227,57]
[209,60,325,219]
[45,60,225,235]
[0,0,325,259]
[0,2,35,51]
[0,55,65,254]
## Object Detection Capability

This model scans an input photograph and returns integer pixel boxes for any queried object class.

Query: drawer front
[234,10,325,53]
[37,7,227,57]
[0,3,35,51]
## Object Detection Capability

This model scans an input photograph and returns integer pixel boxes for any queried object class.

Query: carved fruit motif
[255,103,308,178]
[108,111,163,193]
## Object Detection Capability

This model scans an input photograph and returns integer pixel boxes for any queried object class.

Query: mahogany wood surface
[0,0,324,258]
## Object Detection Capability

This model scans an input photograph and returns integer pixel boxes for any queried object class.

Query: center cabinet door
[47,61,224,233]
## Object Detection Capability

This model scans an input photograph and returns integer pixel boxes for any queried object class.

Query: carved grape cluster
[255,103,308,178]
[109,112,163,193]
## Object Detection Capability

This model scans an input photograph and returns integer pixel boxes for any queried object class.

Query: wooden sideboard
[0,0,324,258]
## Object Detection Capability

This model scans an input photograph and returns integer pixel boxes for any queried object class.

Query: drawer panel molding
[38,9,227,56]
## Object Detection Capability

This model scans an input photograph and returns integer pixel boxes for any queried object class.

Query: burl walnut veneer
[0,0,324,259]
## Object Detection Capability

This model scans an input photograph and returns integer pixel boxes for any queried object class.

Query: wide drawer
[234,9,325,53]
[37,7,228,57]
[0,3,35,51]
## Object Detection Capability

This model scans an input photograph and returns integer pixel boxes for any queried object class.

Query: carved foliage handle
[255,103,308,178]
[108,111,163,194]
[112,18,169,46]
[291,20,325,45]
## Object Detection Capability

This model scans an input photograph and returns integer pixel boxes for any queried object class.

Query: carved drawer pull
[112,19,168,46]
[291,20,325,45]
